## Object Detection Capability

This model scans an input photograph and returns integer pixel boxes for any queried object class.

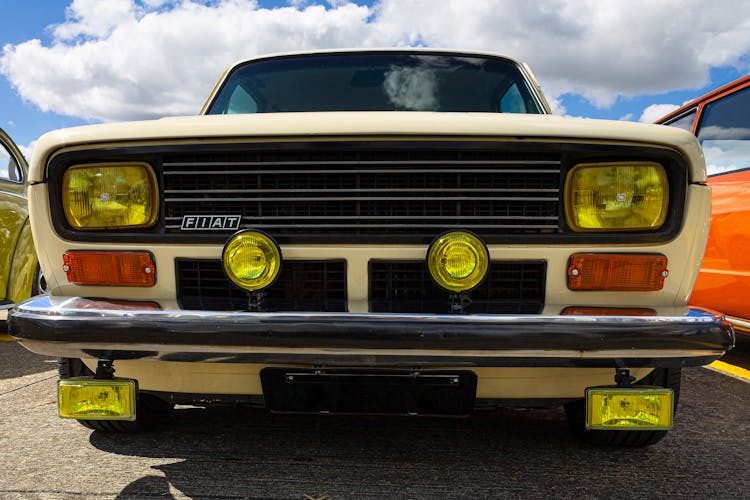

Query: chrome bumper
[725,315,750,336]
[9,296,735,368]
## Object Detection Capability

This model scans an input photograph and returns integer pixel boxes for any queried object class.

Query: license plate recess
[260,368,477,416]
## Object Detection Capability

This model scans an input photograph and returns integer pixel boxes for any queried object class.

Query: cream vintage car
[9,49,734,445]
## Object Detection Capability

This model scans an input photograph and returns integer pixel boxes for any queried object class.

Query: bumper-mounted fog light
[585,387,674,430]
[58,378,137,421]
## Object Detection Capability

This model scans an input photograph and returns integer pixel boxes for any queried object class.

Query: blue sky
[0,2,88,149]
[2,0,749,157]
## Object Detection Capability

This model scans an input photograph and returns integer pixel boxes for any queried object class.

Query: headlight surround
[565,162,669,232]
[427,231,489,293]
[222,230,282,292]
[62,163,158,230]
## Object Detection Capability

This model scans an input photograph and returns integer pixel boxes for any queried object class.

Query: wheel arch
[7,220,39,303]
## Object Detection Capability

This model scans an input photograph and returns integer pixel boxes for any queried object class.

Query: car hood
[29,112,706,183]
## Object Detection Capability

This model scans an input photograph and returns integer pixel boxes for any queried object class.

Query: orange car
[658,75,750,335]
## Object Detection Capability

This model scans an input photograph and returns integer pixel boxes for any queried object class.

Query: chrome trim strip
[165,215,560,221]
[726,315,750,334]
[162,160,563,167]
[170,224,558,230]
[164,188,560,194]
[164,196,558,202]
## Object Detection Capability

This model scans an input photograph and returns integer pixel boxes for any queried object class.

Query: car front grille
[175,258,545,314]
[162,146,561,243]
[369,260,546,314]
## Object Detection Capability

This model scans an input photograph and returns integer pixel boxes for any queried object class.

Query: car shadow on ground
[85,368,750,498]
[92,405,589,498]
[90,404,720,499]
[0,340,56,380]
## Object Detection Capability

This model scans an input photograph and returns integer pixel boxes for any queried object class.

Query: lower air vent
[369,260,546,314]
[176,259,347,312]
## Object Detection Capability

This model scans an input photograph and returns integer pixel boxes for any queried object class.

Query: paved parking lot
[1,339,748,499]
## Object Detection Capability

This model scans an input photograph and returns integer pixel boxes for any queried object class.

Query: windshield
[206,52,545,115]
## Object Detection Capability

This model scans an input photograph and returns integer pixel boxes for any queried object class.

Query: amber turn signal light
[567,253,668,291]
[63,251,156,287]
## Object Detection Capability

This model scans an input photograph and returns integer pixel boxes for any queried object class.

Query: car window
[226,85,258,114]
[207,53,545,115]
[697,86,750,176]
[499,82,529,113]
[663,109,696,132]
[0,142,22,183]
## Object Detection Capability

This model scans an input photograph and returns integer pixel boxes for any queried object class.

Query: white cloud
[639,103,680,123]
[382,66,439,110]
[700,126,750,140]
[1,0,373,121]
[18,140,36,162]
[53,0,137,40]
[2,0,750,123]
[702,140,750,175]
[142,0,176,6]
[546,96,567,116]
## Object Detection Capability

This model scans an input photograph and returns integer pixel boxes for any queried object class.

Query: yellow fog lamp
[62,163,158,230]
[58,378,136,421]
[427,231,489,293]
[585,387,674,430]
[222,230,282,291]
[565,162,668,231]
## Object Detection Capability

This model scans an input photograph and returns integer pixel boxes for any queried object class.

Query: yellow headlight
[62,163,158,230]
[427,231,489,292]
[58,378,136,421]
[222,230,282,291]
[565,162,668,231]
[586,387,674,430]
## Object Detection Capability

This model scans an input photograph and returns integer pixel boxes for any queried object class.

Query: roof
[656,74,750,124]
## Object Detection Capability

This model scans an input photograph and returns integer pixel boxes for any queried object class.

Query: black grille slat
[176,260,347,312]
[162,148,561,241]
[369,261,546,314]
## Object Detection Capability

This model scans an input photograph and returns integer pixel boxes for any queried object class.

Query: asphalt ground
[1,339,748,499]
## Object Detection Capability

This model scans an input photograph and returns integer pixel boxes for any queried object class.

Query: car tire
[31,263,47,296]
[57,357,174,432]
[564,367,681,447]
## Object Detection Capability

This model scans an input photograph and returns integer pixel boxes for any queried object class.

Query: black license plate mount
[260,368,477,416]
